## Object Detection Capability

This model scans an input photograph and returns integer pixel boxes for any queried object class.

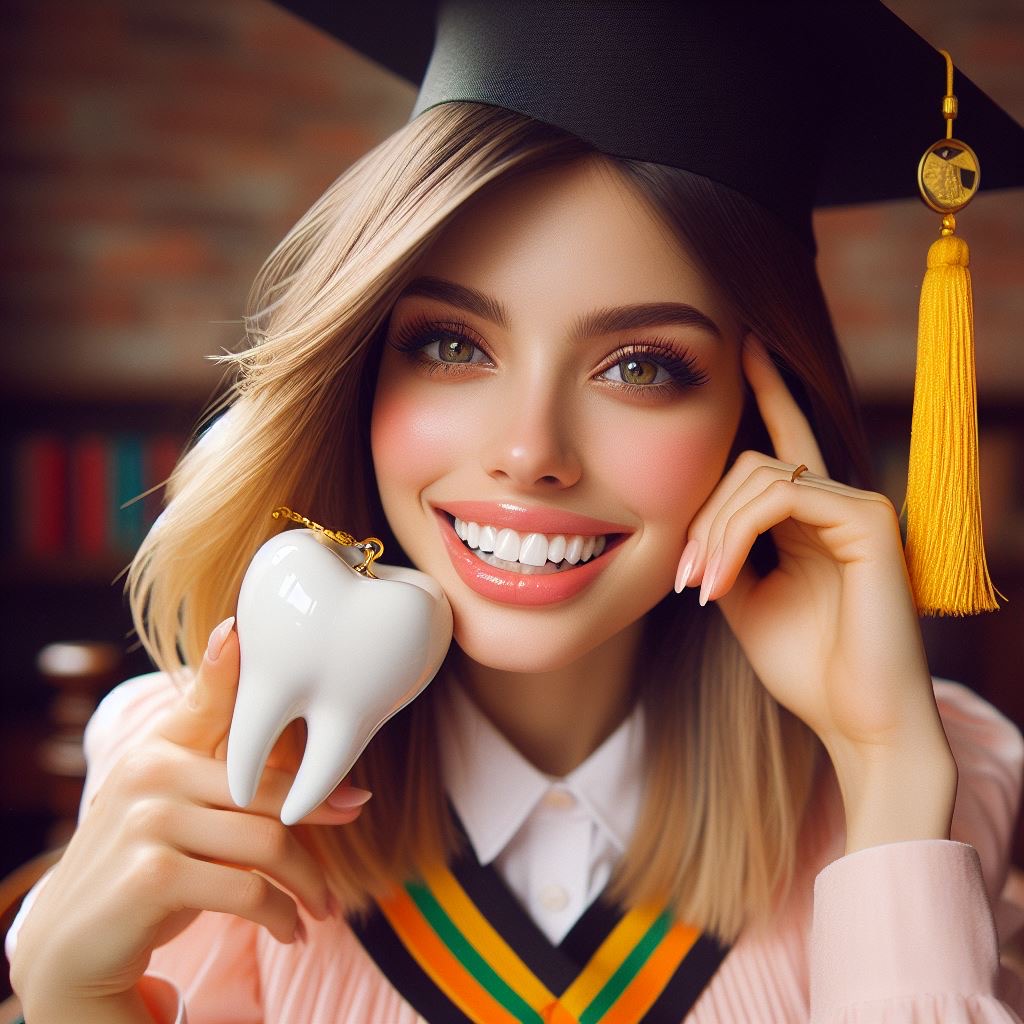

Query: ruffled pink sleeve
[810,679,1024,1023]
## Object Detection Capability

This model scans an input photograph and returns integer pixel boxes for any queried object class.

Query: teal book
[111,434,146,556]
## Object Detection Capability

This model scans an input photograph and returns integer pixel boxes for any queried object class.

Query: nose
[481,376,583,489]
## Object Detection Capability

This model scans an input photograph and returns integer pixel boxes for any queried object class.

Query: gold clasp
[271,506,385,579]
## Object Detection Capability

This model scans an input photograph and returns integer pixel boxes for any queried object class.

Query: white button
[542,787,575,810]
[539,884,569,912]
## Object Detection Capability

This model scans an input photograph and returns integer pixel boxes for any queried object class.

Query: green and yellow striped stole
[349,832,730,1023]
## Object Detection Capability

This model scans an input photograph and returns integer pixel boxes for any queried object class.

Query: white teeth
[475,550,561,574]
[547,534,567,563]
[519,533,549,567]
[494,528,521,562]
[564,536,583,564]
[451,516,614,570]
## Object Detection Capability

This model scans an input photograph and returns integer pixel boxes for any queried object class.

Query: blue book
[111,434,146,556]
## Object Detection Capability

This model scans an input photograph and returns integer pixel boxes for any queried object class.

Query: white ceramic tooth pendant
[228,526,453,825]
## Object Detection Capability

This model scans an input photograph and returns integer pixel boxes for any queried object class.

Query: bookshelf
[1,393,206,696]
[0,393,206,878]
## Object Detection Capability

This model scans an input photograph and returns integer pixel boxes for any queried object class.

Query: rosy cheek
[371,389,425,485]
[371,376,472,485]
[594,418,731,525]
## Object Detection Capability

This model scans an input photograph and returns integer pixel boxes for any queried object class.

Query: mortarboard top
[274,0,1024,253]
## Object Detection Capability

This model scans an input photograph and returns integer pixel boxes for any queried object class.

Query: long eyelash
[601,339,710,394]
[387,314,484,358]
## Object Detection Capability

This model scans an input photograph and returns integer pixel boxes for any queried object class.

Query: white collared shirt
[437,682,646,944]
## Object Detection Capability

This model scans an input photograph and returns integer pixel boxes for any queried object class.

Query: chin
[448,606,634,675]
[452,629,565,675]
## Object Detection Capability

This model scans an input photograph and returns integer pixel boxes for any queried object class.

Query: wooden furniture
[35,642,122,845]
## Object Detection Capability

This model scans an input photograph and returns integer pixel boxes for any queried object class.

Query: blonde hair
[128,101,861,945]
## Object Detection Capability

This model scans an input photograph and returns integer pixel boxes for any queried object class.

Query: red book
[17,433,67,558]
[144,433,183,529]
[70,433,109,558]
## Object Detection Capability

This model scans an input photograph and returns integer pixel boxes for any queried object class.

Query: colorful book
[17,433,67,559]
[111,434,146,556]
[70,433,109,558]
[144,433,183,529]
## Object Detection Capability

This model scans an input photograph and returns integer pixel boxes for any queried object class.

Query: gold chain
[271,506,384,578]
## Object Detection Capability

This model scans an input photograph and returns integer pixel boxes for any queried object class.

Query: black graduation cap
[275,0,1024,252]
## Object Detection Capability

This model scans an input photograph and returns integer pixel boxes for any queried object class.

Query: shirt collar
[438,680,646,866]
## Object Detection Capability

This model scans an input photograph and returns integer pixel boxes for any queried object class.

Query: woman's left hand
[681,335,956,847]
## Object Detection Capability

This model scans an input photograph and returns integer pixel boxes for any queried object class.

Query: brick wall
[1,0,415,399]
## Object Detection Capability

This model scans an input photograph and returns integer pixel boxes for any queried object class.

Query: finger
[226,764,371,826]
[697,460,877,584]
[156,802,331,919]
[157,617,239,756]
[144,853,301,945]
[139,746,371,826]
[682,450,851,585]
[743,334,828,476]
[700,478,891,607]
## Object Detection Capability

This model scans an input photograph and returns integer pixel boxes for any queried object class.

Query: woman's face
[371,155,745,673]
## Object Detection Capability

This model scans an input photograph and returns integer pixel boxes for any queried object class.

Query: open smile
[432,505,630,606]
[449,512,624,574]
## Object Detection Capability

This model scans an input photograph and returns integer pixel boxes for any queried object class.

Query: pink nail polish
[206,616,235,662]
[326,786,373,810]
[674,539,700,593]
[699,550,721,607]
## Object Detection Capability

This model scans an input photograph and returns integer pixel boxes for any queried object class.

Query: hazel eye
[435,336,478,364]
[419,331,490,366]
[599,357,671,386]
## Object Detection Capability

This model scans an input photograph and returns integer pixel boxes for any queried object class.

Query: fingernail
[206,616,235,663]
[674,539,700,593]
[699,549,721,607]
[326,786,373,810]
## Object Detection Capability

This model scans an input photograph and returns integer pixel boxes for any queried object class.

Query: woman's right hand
[11,618,371,1020]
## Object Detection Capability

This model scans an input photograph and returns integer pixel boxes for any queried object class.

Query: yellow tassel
[904,223,1000,615]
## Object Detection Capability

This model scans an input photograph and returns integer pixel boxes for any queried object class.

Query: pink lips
[436,500,629,537]
[431,502,630,607]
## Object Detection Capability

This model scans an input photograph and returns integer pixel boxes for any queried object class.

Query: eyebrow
[396,275,722,342]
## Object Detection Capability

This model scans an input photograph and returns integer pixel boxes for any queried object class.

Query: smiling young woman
[8,5,1024,1023]
[118,107,841,937]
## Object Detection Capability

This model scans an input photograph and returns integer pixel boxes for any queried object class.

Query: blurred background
[0,0,1021,911]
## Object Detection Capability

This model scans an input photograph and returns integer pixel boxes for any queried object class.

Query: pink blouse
[9,672,1024,1022]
